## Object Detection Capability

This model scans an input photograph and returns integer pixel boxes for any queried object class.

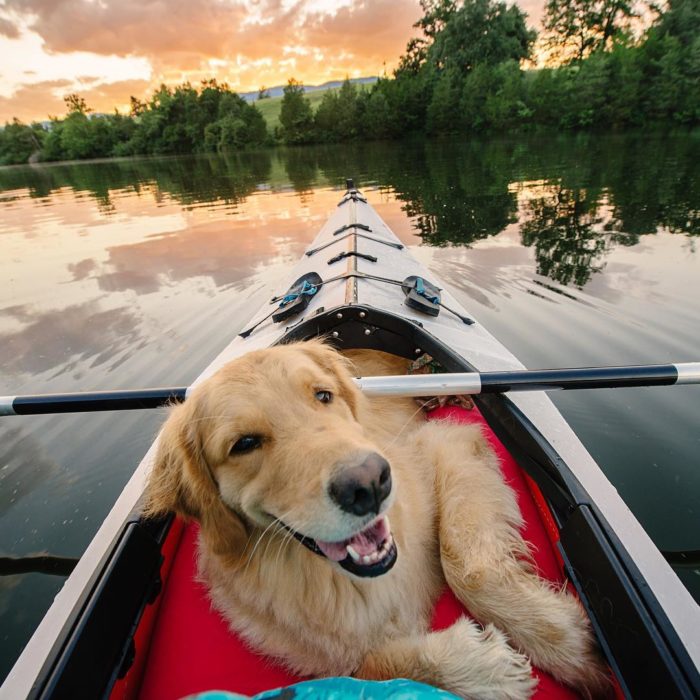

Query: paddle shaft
[356,362,700,397]
[1,363,699,416]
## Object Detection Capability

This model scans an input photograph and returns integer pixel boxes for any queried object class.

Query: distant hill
[241,76,378,102]
[250,76,379,131]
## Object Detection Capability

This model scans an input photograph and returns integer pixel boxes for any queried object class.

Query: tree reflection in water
[1,134,698,294]
[520,184,609,288]
[273,134,700,289]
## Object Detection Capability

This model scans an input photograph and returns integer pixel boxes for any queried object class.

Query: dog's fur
[145,341,609,700]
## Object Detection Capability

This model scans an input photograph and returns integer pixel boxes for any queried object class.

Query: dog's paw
[516,591,612,698]
[560,648,612,699]
[430,618,536,700]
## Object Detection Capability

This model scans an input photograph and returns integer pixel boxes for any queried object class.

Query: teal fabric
[188,677,461,699]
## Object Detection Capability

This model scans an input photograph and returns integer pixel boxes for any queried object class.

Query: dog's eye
[315,390,333,404]
[231,435,262,454]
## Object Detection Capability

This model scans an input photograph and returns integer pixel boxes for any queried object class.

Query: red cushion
[427,406,578,700]
[138,406,579,699]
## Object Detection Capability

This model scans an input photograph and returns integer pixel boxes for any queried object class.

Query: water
[1,134,699,682]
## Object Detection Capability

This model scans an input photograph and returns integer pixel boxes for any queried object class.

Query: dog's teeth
[363,554,372,564]
[346,545,361,562]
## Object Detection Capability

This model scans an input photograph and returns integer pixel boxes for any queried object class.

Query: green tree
[415,0,458,38]
[460,61,530,131]
[313,81,361,142]
[525,68,569,126]
[362,88,393,138]
[279,79,314,144]
[427,0,536,73]
[604,43,644,125]
[64,94,92,115]
[426,68,463,133]
[335,79,360,140]
[0,119,45,165]
[314,90,341,141]
[543,0,636,63]
[395,37,430,76]
[653,0,700,47]
[58,112,96,159]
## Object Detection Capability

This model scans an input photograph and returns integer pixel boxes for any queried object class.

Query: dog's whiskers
[384,403,426,450]
[275,522,301,571]
[242,510,295,577]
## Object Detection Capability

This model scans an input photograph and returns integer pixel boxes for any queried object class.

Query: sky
[0,0,545,123]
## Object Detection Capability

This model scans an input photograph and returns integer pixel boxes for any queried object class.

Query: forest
[1,0,699,165]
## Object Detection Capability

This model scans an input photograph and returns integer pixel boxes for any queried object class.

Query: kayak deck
[120,405,587,700]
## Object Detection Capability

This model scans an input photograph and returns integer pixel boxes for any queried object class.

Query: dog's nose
[329,453,392,516]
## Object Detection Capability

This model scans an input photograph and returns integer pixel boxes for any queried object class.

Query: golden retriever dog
[145,340,609,700]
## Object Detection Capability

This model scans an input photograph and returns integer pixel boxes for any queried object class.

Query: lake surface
[1,134,699,682]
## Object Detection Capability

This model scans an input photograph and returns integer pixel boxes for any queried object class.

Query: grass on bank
[253,89,336,131]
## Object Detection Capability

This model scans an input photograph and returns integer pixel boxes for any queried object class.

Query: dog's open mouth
[287,514,398,578]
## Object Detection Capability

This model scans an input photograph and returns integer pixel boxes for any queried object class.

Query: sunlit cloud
[0,0,548,123]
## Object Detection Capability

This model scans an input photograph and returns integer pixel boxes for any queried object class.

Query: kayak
[2,181,699,699]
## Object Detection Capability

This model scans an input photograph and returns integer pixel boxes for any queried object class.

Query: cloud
[517,0,546,28]
[78,78,151,111]
[1,0,547,123]
[0,79,72,122]
[3,0,422,83]
[5,0,274,58]
[0,77,151,121]
[308,0,422,58]
[0,16,20,38]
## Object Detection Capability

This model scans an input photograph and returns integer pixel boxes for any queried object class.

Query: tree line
[1,0,699,165]
[0,82,269,165]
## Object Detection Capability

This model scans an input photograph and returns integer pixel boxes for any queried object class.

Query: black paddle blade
[401,276,441,317]
[272,272,323,323]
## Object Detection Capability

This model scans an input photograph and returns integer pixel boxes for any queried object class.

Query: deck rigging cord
[239,271,474,339]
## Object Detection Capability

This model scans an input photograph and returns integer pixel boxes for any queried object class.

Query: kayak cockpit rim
[6,303,697,700]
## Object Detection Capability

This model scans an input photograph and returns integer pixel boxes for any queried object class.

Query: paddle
[1,362,698,416]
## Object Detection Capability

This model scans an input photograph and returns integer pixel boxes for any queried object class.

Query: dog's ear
[144,398,249,567]
[143,402,201,519]
[302,340,361,418]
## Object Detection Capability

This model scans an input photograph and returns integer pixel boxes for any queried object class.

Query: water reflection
[520,184,609,287]
[0,426,60,517]
[79,216,312,295]
[273,136,700,288]
[0,302,142,376]
[0,150,272,211]
[0,135,699,684]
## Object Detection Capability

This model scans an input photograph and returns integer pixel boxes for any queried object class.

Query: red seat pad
[138,405,579,700]
[427,406,578,700]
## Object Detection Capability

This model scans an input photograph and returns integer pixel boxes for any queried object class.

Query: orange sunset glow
[0,0,546,123]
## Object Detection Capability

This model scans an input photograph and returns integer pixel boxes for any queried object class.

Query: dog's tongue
[315,515,390,562]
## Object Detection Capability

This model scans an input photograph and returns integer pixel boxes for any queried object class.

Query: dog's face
[146,341,397,578]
